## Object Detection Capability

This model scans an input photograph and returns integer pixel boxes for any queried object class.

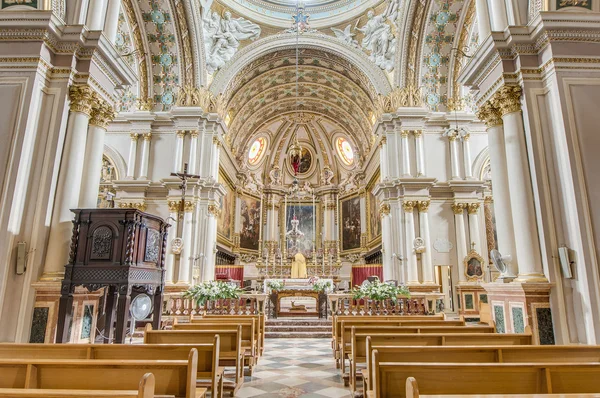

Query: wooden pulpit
[55,208,169,343]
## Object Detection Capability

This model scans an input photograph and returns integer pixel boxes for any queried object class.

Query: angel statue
[357,10,396,71]
[331,24,358,47]
[202,9,261,74]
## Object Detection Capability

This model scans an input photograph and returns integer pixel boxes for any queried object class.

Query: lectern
[56,208,169,343]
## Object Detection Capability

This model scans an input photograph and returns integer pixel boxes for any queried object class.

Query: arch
[472,146,491,181]
[103,144,127,181]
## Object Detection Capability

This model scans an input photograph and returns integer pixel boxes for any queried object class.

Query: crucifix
[170,162,200,219]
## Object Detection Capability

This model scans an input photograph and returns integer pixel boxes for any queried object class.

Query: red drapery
[351,264,383,288]
[215,265,244,282]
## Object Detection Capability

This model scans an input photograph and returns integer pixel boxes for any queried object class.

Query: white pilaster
[414,130,425,177]
[467,203,482,254]
[475,0,491,41]
[449,135,461,180]
[418,200,434,284]
[401,130,411,177]
[86,0,108,30]
[202,206,218,281]
[164,201,179,283]
[380,137,389,179]
[488,0,508,31]
[453,203,468,283]
[462,133,473,179]
[103,0,122,43]
[188,130,199,174]
[126,133,138,179]
[403,200,419,284]
[138,133,151,180]
[173,130,185,173]
[177,202,195,284]
[380,203,393,279]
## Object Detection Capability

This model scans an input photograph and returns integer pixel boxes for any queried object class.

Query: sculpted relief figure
[357,10,396,72]
[331,25,358,47]
[202,6,261,74]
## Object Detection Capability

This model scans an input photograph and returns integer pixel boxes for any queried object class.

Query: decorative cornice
[492,85,522,116]
[68,84,94,117]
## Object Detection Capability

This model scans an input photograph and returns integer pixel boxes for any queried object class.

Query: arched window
[248,137,267,165]
[335,137,354,166]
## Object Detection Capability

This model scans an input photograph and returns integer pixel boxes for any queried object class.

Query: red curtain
[351,264,383,288]
[215,265,244,281]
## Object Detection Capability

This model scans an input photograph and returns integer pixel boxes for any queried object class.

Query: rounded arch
[103,144,127,181]
[472,146,491,181]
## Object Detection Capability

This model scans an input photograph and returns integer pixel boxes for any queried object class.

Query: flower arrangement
[183,281,243,306]
[351,280,410,302]
[311,278,334,293]
[266,280,285,292]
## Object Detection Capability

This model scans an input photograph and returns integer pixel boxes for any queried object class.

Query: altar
[265,279,332,319]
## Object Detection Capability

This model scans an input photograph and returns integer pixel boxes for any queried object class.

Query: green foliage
[351,280,410,302]
[266,280,285,292]
[183,281,243,306]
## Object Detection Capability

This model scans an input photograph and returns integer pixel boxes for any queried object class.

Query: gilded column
[492,85,546,282]
[414,130,426,177]
[138,133,152,180]
[126,133,138,179]
[401,130,411,177]
[188,130,199,174]
[178,201,195,284]
[164,200,180,283]
[453,203,468,283]
[403,200,419,284]
[418,200,434,284]
[477,102,517,277]
[467,203,482,254]
[462,133,473,179]
[174,130,185,173]
[79,97,115,207]
[44,85,94,276]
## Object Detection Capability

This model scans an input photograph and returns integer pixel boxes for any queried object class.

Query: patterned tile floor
[235,338,351,398]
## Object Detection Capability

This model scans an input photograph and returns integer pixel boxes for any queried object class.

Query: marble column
[493,85,547,282]
[126,133,138,179]
[453,203,468,283]
[401,130,411,177]
[475,0,491,41]
[86,0,109,30]
[380,203,393,279]
[488,0,508,31]
[188,130,199,174]
[210,136,220,180]
[414,130,426,177]
[173,130,185,173]
[44,85,94,276]
[403,200,419,284]
[449,134,461,180]
[201,204,219,282]
[103,0,122,43]
[477,102,517,277]
[164,200,179,283]
[462,133,473,179]
[418,200,434,284]
[467,203,482,254]
[79,98,114,208]
[138,133,151,180]
[380,136,389,179]
[178,201,195,284]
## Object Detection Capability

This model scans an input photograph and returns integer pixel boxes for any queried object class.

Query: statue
[320,166,334,185]
[289,300,307,312]
[384,0,401,25]
[291,252,307,279]
[203,9,261,74]
[331,24,358,47]
[269,166,282,186]
[356,10,396,71]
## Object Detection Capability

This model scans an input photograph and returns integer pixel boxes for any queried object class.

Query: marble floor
[235,338,351,398]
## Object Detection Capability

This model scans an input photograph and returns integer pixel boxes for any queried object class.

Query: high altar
[264,279,332,318]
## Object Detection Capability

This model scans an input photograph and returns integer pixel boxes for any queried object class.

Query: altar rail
[163,293,268,318]
[327,293,444,316]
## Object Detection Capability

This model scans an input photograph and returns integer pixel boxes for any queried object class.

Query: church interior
[1,0,600,396]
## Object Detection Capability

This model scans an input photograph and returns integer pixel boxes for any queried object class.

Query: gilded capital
[492,85,522,116]
[183,200,196,212]
[68,84,94,117]
[190,130,199,138]
[476,101,503,128]
[130,132,139,141]
[213,136,221,147]
[467,202,480,214]
[208,204,221,216]
[484,196,493,204]
[142,132,152,141]
[176,130,186,138]
[379,203,391,217]
[417,200,430,213]
[452,203,466,214]
[401,130,410,138]
[402,200,416,212]
[413,130,423,138]
[167,200,181,212]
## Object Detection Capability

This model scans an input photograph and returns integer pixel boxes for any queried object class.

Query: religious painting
[556,0,591,10]
[285,204,316,258]
[240,195,261,251]
[341,196,361,252]
[367,172,381,243]
[464,250,485,281]
[289,147,312,175]
[217,171,233,243]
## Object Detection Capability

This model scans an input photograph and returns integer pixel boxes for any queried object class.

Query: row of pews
[332,313,600,398]
[0,313,264,398]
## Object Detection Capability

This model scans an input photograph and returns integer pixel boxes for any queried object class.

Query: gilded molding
[467,203,480,214]
[476,101,503,128]
[492,85,522,116]
[118,202,147,212]
[402,200,416,212]
[417,200,430,213]
[452,203,466,214]
[68,84,94,116]
[121,0,150,107]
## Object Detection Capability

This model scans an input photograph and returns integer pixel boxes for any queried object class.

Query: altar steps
[265,318,331,338]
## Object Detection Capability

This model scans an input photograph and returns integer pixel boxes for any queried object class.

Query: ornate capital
[467,202,480,214]
[130,132,139,141]
[484,196,493,204]
[476,101,503,128]
[413,130,423,138]
[89,98,115,129]
[183,200,196,212]
[417,200,430,213]
[68,84,95,116]
[379,203,391,217]
[118,201,147,212]
[492,85,522,116]
[142,132,152,141]
[189,130,199,138]
[176,130,186,138]
[403,200,416,212]
[213,136,222,147]
[167,200,181,212]
[401,130,410,138]
[452,203,466,214]
[207,204,220,216]
[380,136,387,146]
[462,133,470,141]
[376,84,423,115]
[137,98,154,111]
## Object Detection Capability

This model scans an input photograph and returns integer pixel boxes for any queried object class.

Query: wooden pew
[187,317,261,360]
[173,321,257,373]
[202,314,266,355]
[0,339,224,398]
[369,354,600,398]
[144,326,244,396]
[0,350,205,398]
[405,377,600,398]
[359,331,534,395]
[0,373,154,398]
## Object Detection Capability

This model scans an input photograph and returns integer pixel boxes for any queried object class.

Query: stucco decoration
[357,9,396,71]
[331,25,358,47]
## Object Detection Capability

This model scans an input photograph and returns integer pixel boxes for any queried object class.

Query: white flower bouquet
[311,278,334,293]
[184,280,243,305]
[266,280,285,292]
[351,280,410,302]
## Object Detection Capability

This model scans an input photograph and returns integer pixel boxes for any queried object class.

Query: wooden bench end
[405,377,419,398]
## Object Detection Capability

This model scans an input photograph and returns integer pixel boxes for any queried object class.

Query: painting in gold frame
[464,249,485,281]
[340,194,361,252]
[366,170,381,245]
[217,170,234,245]
[240,194,261,251]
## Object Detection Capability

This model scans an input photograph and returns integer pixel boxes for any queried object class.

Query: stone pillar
[401,130,411,177]
[210,136,221,180]
[174,130,185,173]
[177,201,195,285]
[44,85,94,276]
[453,203,468,283]
[86,0,109,30]
[380,203,393,279]
[467,203,482,254]
[418,200,434,284]
[462,133,473,179]
[492,85,547,282]
[79,98,114,208]
[188,130,199,174]
[380,136,389,179]
[414,130,425,177]
[164,200,179,283]
[403,200,419,284]
[103,0,122,43]
[475,0,492,41]
[138,133,151,180]
[488,0,509,31]
[477,102,517,277]
[126,133,138,179]
[202,204,219,281]
[448,134,461,180]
